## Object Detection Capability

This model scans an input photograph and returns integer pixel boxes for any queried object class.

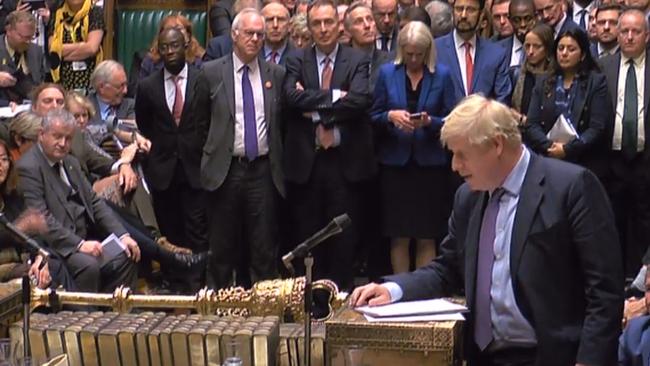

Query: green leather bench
[115,9,207,73]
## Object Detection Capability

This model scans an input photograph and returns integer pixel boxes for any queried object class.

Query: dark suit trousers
[128,182,161,238]
[288,149,360,292]
[151,162,208,252]
[65,251,137,293]
[604,152,650,277]
[206,157,279,290]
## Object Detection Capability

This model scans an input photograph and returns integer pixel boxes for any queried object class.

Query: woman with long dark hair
[525,28,612,178]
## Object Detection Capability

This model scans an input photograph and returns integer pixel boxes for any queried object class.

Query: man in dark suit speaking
[17,110,140,293]
[350,95,624,366]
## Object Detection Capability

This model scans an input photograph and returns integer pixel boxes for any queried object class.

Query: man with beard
[590,4,620,58]
[435,0,512,105]
[498,0,536,83]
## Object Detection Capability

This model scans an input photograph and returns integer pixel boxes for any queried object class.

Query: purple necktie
[242,65,258,161]
[474,188,505,351]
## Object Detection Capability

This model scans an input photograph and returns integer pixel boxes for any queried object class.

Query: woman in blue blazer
[370,21,455,274]
[525,28,613,179]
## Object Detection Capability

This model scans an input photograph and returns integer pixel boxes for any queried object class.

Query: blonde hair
[9,111,42,149]
[394,21,436,73]
[441,94,521,148]
[65,91,96,119]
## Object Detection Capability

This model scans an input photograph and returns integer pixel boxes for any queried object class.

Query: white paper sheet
[546,114,579,144]
[0,103,31,118]
[355,298,468,318]
[363,312,465,323]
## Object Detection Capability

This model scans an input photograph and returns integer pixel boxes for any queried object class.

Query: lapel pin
[265,81,272,89]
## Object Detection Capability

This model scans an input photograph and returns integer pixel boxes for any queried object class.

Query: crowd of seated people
[2,0,650,361]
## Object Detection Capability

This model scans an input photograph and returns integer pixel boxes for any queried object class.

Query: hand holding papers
[546,114,579,144]
[355,298,468,323]
[100,233,127,266]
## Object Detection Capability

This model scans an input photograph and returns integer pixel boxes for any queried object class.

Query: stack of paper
[355,299,468,323]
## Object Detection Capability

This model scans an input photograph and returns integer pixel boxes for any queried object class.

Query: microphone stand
[21,275,30,364]
[303,252,314,366]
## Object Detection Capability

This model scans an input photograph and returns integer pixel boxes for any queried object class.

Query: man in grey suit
[0,11,47,105]
[201,8,285,289]
[17,110,140,293]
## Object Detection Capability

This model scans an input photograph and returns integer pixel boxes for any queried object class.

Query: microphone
[0,213,49,259]
[282,214,351,270]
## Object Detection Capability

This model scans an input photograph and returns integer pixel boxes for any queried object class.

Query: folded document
[355,298,468,321]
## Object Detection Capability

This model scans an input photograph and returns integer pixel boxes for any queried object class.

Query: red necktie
[321,57,332,90]
[464,42,473,95]
[172,75,183,125]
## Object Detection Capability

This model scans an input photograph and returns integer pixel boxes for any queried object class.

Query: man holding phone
[0,11,47,105]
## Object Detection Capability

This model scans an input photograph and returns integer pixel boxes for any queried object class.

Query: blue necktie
[474,188,505,350]
[242,65,258,161]
[578,9,587,29]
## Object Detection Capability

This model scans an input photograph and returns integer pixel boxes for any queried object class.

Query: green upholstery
[116,9,207,72]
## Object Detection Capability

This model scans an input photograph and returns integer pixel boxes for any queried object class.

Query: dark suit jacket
[16,146,127,258]
[557,17,582,37]
[204,35,233,62]
[385,153,623,366]
[86,92,135,145]
[69,129,115,180]
[600,51,650,163]
[369,47,392,92]
[619,314,650,366]
[283,44,376,184]
[135,64,211,191]
[435,33,512,105]
[525,72,612,177]
[370,62,455,166]
[200,55,286,197]
[209,0,234,38]
[0,34,47,103]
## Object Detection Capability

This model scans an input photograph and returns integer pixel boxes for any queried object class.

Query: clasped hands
[388,110,431,133]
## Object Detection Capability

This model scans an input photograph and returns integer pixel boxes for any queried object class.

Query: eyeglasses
[237,29,265,40]
[453,5,480,14]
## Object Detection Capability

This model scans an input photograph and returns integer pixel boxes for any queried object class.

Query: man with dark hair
[591,4,621,58]
[0,11,46,105]
[284,0,375,291]
[491,0,514,40]
[499,0,536,82]
[435,0,512,105]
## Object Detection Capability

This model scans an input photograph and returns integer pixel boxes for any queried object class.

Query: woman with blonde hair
[8,111,42,162]
[48,0,104,93]
[288,13,312,48]
[139,14,205,81]
[370,21,455,274]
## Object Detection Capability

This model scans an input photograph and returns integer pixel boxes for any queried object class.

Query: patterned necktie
[172,75,184,125]
[622,59,639,160]
[242,65,258,161]
[321,57,332,90]
[474,188,505,351]
[269,51,278,64]
[464,42,474,95]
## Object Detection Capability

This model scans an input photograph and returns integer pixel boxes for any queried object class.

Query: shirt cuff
[111,159,125,175]
[332,89,342,103]
[382,281,403,303]
[77,240,84,250]
[311,112,321,123]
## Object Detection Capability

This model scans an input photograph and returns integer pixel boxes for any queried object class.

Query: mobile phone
[24,0,46,10]
[409,112,422,120]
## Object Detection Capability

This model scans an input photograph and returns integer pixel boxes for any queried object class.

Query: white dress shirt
[453,30,477,95]
[613,53,646,152]
[232,53,268,157]
[510,36,524,68]
[163,63,188,114]
[572,1,593,30]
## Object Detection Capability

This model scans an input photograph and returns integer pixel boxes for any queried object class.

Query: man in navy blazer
[619,267,650,366]
[435,0,512,105]
[351,95,623,366]
[534,0,582,38]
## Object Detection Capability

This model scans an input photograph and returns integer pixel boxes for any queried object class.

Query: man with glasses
[498,0,536,82]
[590,4,620,58]
[201,8,285,289]
[533,0,580,38]
[0,10,46,106]
[372,0,398,51]
[435,0,512,105]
